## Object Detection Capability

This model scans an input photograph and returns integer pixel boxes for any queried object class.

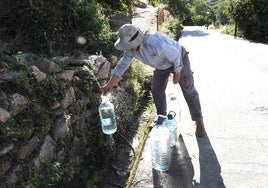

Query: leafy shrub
[0,0,123,56]
[31,159,78,187]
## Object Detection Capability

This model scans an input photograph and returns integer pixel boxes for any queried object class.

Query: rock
[0,142,14,156]
[97,60,111,79]
[52,56,69,63]
[72,110,91,137]
[68,136,86,165]
[88,55,98,64]
[0,71,24,81]
[95,55,107,65]
[69,96,90,115]
[51,101,61,110]
[52,113,71,142]
[22,53,40,63]
[0,107,11,123]
[6,165,22,184]
[18,136,40,160]
[61,86,76,109]
[33,136,57,168]
[57,148,66,163]
[7,93,28,116]
[29,66,47,82]
[0,90,8,108]
[0,157,11,177]
[28,57,61,73]
[0,60,9,69]
[55,70,75,81]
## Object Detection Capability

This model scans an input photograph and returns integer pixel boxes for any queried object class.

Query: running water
[107,134,115,156]
[83,65,101,87]
[83,66,117,154]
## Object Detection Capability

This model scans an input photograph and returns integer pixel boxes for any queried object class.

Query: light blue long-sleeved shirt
[113,31,183,78]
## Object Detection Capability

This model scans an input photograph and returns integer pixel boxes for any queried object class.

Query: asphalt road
[132,26,268,188]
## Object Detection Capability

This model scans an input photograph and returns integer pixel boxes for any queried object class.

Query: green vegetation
[30,159,78,187]
[167,19,184,41]
[0,0,133,57]
[162,0,268,43]
[226,0,268,43]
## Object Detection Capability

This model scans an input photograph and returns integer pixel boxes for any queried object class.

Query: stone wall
[0,53,114,186]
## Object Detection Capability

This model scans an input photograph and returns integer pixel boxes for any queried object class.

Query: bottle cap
[156,120,163,125]
[167,114,173,119]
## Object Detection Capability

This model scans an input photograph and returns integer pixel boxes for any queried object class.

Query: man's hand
[100,75,119,95]
[173,71,181,84]
[100,84,112,96]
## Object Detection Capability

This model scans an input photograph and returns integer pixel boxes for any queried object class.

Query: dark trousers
[151,47,203,121]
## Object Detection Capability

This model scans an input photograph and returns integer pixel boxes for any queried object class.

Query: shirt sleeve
[148,33,183,73]
[112,51,133,78]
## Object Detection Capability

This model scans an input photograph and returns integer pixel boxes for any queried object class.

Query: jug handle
[168,111,176,118]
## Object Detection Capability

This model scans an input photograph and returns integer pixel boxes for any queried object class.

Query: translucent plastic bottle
[165,111,178,147]
[150,119,171,171]
[98,95,117,134]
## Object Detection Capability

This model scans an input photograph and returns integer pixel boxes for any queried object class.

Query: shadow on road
[151,134,225,188]
[194,134,226,188]
[180,29,210,38]
[152,134,195,188]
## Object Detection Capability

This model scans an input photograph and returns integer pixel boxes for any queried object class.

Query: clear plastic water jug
[165,111,178,147]
[150,118,171,171]
[98,95,117,134]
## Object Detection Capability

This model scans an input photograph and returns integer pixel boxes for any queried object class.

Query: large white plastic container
[150,119,171,171]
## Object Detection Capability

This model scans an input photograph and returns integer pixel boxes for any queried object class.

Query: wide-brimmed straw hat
[114,24,145,51]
